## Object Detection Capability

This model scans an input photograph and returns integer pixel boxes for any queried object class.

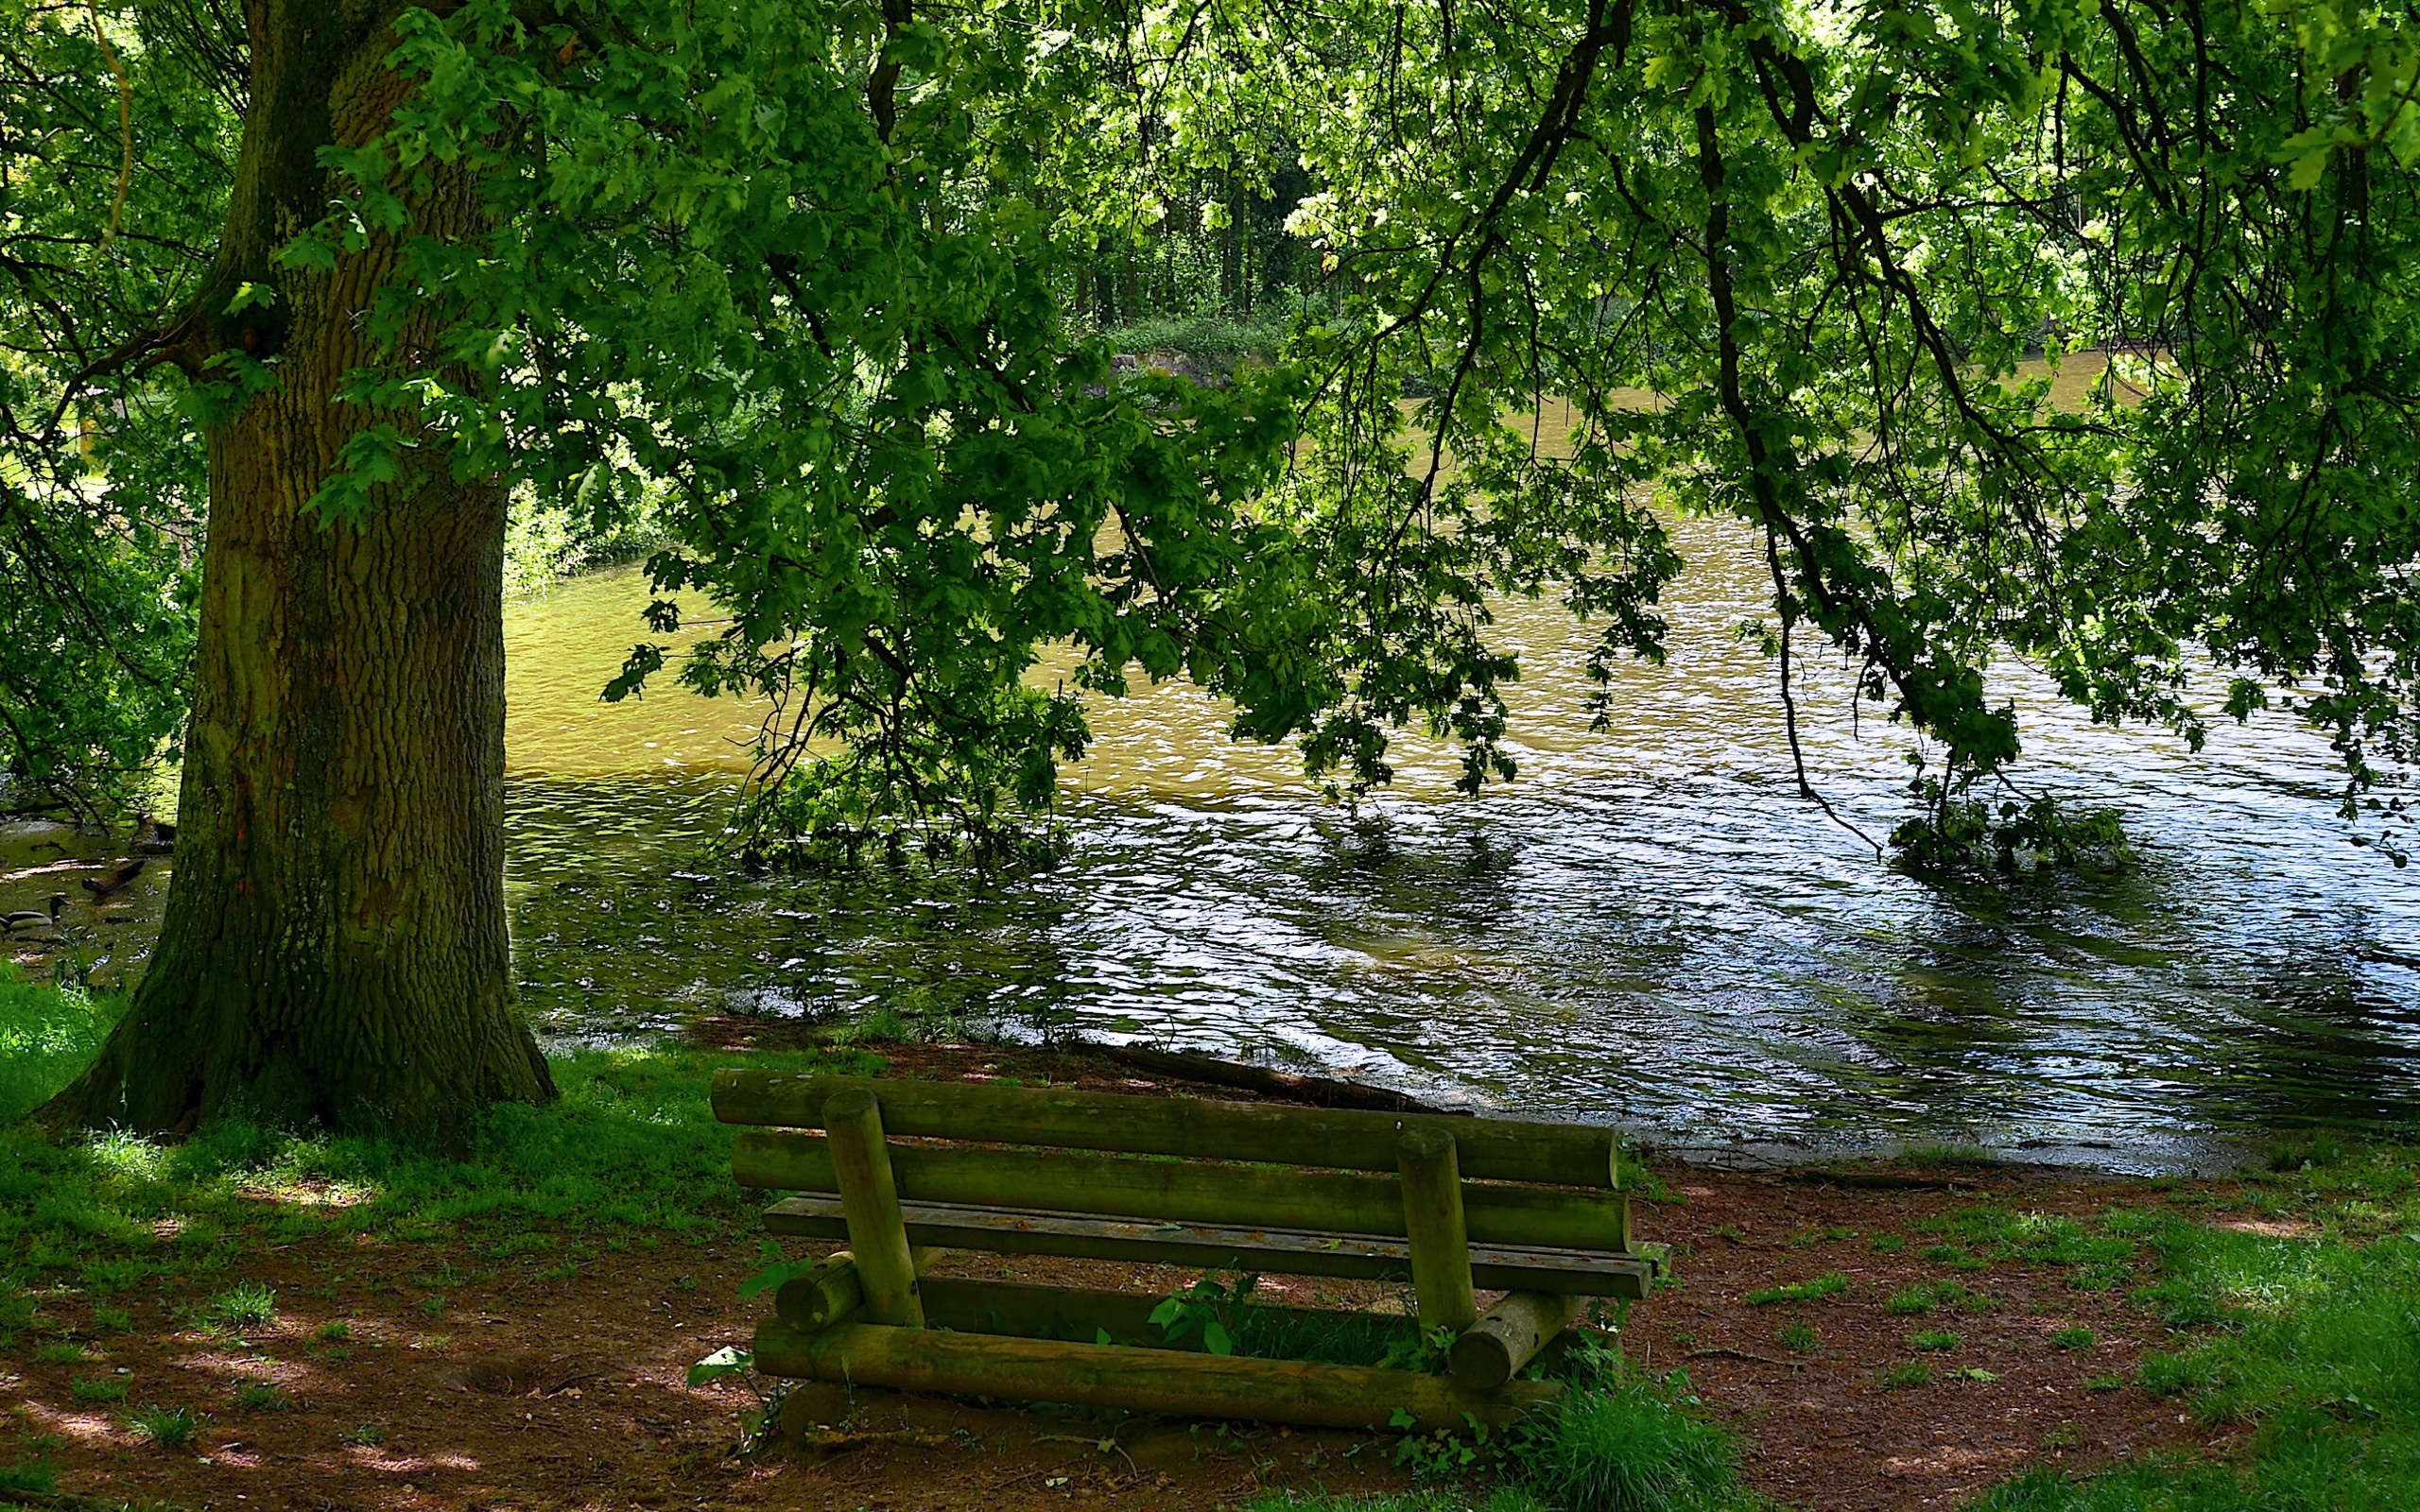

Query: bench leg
[822,1089,925,1328]
[1396,1125,1478,1334]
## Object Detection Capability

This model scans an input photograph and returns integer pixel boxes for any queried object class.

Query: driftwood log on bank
[1087,1043,1461,1114]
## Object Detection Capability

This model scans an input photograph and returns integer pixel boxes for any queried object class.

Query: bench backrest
[712,1071,1631,1253]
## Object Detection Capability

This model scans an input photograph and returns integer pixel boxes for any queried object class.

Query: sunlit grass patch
[0,971,122,1124]
[1972,1139,2420,1510]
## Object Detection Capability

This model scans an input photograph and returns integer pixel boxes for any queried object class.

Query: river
[489,496,2420,1171]
[10,458,2420,1171]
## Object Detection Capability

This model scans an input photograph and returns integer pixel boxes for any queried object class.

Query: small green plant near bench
[1742,1271,1847,1306]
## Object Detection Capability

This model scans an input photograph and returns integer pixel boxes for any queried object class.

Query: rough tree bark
[39,0,556,1136]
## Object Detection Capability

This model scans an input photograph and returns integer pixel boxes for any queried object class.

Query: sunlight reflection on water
[496,511,2420,1171]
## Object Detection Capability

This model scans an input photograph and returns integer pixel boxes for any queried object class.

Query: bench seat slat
[733,1129,1629,1251]
[761,1195,1654,1298]
[714,1072,1619,1189]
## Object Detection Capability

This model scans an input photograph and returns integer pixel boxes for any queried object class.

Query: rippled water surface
[492,506,2420,1170]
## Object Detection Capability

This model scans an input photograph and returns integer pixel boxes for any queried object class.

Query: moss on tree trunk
[39,0,554,1137]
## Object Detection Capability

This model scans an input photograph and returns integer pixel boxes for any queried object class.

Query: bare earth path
[4,1039,2233,1511]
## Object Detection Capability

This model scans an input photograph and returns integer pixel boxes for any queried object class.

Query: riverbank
[4,983,2415,1512]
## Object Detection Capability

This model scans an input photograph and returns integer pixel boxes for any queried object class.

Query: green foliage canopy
[7,0,2419,858]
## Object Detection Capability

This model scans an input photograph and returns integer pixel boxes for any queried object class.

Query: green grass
[2048,1327,2096,1350]
[1910,1329,1962,1351]
[0,969,888,1349]
[1881,1361,1933,1388]
[1900,1143,1996,1168]
[1885,1280,1995,1315]
[1520,1365,1753,1512]
[69,1375,128,1403]
[1775,1319,1819,1354]
[126,1403,203,1451]
[0,971,122,1123]
[1965,1140,2420,1510]
[205,1281,276,1328]
[1741,1271,1848,1305]
[1242,1494,1548,1512]
[232,1377,288,1411]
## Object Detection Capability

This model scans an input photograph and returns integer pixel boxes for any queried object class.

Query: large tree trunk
[41,0,555,1136]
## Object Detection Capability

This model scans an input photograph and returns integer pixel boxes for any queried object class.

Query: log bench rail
[710,1070,1657,1432]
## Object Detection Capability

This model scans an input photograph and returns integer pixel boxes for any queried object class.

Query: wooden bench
[710,1071,1656,1431]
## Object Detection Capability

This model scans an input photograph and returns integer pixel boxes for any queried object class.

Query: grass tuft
[69,1375,129,1403]
[127,1403,204,1451]
[1881,1361,1933,1388]
[207,1281,277,1328]
[1742,1271,1848,1306]
[232,1376,289,1411]
[1523,1372,1741,1512]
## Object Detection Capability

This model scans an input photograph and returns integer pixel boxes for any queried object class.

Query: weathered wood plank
[1449,1291,1582,1389]
[731,1129,1630,1251]
[823,1090,923,1328]
[761,1195,1654,1297]
[750,1318,1564,1431]
[713,1072,1619,1189]
[908,1277,1409,1354]
[1398,1127,1477,1332]
[771,1247,942,1332]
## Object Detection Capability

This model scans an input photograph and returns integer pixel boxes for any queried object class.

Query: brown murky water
[10,360,2418,1166]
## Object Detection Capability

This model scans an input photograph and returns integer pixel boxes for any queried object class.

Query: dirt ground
[4,1036,2233,1512]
